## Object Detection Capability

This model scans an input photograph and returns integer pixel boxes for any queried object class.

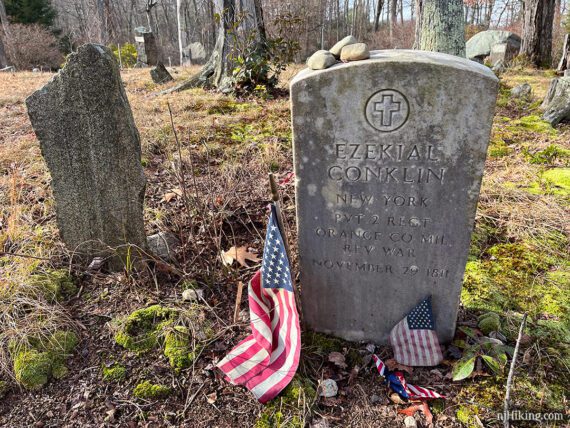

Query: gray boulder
[467,30,521,62]
[542,77,570,126]
[147,231,180,260]
[511,83,532,99]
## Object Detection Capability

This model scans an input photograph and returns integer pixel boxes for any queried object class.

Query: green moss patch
[133,380,171,399]
[114,305,176,354]
[102,363,127,382]
[525,168,570,197]
[255,375,316,428]
[11,330,78,390]
[524,144,570,165]
[30,269,77,302]
[510,115,556,134]
[114,305,211,372]
[164,326,197,372]
[462,241,569,320]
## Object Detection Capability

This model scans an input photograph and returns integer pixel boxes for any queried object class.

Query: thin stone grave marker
[26,44,147,270]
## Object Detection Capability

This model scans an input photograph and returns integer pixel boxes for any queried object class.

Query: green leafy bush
[228,13,300,96]
[109,43,137,68]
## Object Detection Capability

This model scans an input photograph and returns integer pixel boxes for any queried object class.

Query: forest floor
[0,64,568,428]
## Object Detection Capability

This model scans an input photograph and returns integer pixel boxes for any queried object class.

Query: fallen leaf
[398,404,423,417]
[389,392,407,404]
[421,401,434,425]
[386,358,414,375]
[206,392,217,404]
[328,351,347,369]
[221,246,261,268]
[160,188,182,203]
[398,402,433,425]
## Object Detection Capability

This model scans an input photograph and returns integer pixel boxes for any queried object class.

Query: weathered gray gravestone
[291,50,498,344]
[26,44,147,270]
[135,28,160,66]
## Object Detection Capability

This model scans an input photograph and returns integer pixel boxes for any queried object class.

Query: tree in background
[414,0,466,57]
[0,0,9,67]
[521,0,556,67]
[5,0,56,27]
[0,37,6,68]
[167,0,278,94]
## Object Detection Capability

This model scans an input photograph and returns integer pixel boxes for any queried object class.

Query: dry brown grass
[0,64,568,426]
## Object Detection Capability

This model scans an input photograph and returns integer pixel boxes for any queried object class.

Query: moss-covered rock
[10,330,78,390]
[164,326,196,372]
[30,269,77,302]
[133,380,171,399]
[255,375,316,428]
[478,312,501,334]
[47,330,79,354]
[102,364,127,382]
[114,305,176,354]
[13,349,52,390]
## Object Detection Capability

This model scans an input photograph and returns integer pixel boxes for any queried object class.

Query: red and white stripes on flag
[372,355,445,400]
[389,296,443,367]
[216,205,301,404]
[393,372,446,400]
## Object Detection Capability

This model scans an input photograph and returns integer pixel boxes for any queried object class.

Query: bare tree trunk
[557,33,569,73]
[374,0,384,31]
[521,0,556,67]
[0,35,7,68]
[0,0,12,65]
[414,0,465,57]
[164,0,266,94]
[389,0,396,40]
[413,0,423,49]
[177,0,183,65]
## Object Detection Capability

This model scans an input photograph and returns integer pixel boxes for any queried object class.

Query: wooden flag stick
[268,173,304,330]
[233,281,244,323]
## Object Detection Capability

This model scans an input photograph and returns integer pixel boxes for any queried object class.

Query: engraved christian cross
[373,94,401,126]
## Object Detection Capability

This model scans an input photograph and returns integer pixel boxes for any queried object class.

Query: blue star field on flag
[261,205,293,292]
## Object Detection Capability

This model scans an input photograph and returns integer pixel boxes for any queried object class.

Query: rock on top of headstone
[26,43,147,270]
[330,35,358,58]
[291,50,498,344]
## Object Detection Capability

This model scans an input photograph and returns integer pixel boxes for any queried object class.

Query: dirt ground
[0,64,568,428]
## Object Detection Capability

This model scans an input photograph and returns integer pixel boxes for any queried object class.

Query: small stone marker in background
[150,62,173,84]
[291,50,498,344]
[135,27,159,66]
[26,44,147,270]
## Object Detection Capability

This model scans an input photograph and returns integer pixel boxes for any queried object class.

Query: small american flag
[217,204,301,404]
[372,355,445,400]
[389,296,443,367]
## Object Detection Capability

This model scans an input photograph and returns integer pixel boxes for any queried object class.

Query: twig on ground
[503,313,528,428]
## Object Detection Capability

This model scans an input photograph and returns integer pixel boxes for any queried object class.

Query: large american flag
[372,355,445,400]
[389,296,443,367]
[217,204,301,403]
